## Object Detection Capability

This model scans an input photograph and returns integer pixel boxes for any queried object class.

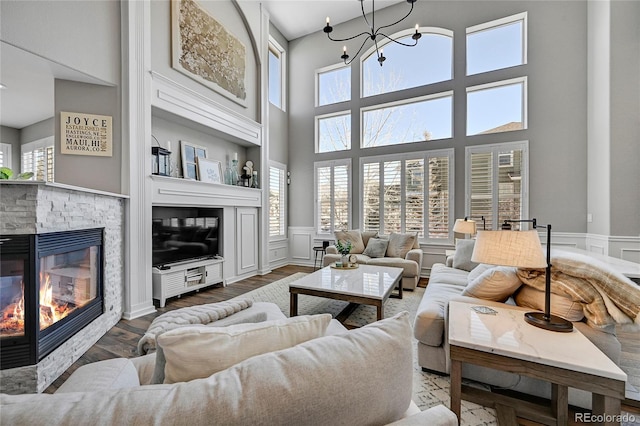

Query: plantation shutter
[427,155,449,239]
[46,146,55,183]
[362,162,380,232]
[269,166,285,237]
[333,164,349,231]
[470,152,493,230]
[317,166,332,233]
[315,160,351,234]
[382,161,402,234]
[0,143,10,168]
[497,148,523,228]
[405,159,424,237]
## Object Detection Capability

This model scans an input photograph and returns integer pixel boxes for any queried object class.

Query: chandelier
[323,0,421,66]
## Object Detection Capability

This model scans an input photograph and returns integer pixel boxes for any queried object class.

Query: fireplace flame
[39,272,72,330]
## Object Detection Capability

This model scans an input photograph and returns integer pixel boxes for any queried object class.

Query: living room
[1,0,639,424]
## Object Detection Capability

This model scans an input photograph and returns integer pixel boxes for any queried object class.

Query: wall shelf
[151,175,261,208]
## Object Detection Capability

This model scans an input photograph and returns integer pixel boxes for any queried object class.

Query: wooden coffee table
[289,264,403,321]
[448,301,627,426]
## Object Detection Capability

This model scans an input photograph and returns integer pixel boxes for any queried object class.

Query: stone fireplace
[0,182,124,394]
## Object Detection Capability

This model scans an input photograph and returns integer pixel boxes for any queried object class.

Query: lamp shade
[453,219,477,235]
[471,230,546,268]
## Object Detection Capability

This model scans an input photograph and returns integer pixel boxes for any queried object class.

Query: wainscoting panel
[290,228,312,261]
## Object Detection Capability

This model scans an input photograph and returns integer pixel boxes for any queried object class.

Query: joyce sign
[61,112,112,157]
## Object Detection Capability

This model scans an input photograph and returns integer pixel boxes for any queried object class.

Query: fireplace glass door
[39,246,98,331]
[0,258,26,338]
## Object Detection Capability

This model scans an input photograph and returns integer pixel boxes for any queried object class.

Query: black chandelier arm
[361,0,373,34]
[327,30,372,43]
[374,0,415,35]
[378,32,419,47]
[343,36,372,65]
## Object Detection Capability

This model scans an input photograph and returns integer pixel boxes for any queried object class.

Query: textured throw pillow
[452,239,479,272]
[385,232,417,258]
[466,263,493,283]
[361,231,378,248]
[462,266,522,302]
[334,230,365,254]
[515,284,585,322]
[156,314,331,384]
[362,237,389,258]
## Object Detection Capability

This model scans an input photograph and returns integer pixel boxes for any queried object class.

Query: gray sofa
[414,261,622,409]
[323,230,423,290]
[2,302,456,426]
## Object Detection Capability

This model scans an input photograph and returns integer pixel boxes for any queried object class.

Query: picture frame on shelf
[197,158,223,184]
[180,141,208,180]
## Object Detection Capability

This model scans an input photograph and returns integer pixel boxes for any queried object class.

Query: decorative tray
[330,262,359,269]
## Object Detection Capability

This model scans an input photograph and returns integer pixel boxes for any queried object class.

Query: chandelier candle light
[324,0,421,66]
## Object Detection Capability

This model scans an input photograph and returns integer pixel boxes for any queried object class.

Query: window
[315,111,351,153]
[0,143,11,168]
[316,63,350,106]
[361,149,454,242]
[315,159,351,234]
[467,77,527,136]
[269,162,287,239]
[467,12,527,76]
[22,137,54,181]
[361,29,453,98]
[466,141,528,230]
[361,92,453,148]
[268,38,286,109]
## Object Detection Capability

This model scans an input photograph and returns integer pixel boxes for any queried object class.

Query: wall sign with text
[61,111,112,157]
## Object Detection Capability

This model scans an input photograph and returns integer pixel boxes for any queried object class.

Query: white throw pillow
[157,314,331,384]
[515,284,585,322]
[452,239,479,272]
[462,266,522,302]
[334,230,365,254]
[362,237,389,258]
[385,232,417,258]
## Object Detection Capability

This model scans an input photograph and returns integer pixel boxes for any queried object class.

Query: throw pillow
[156,314,331,384]
[452,239,479,272]
[362,237,389,258]
[515,284,585,322]
[361,230,378,248]
[466,263,493,283]
[334,229,365,254]
[385,232,417,258]
[462,266,522,302]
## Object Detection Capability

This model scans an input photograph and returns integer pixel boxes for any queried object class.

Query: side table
[448,301,626,425]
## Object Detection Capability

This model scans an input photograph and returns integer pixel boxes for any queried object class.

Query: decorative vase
[230,159,239,185]
[341,255,349,267]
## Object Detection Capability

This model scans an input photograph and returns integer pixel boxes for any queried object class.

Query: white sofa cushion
[1,313,414,426]
[55,358,140,393]
[156,314,331,384]
[462,266,521,302]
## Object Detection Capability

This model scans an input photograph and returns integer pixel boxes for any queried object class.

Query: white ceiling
[262,0,403,41]
[0,1,402,130]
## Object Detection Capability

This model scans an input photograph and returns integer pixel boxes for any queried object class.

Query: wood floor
[44,265,640,424]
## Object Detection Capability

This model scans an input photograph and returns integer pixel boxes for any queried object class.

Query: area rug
[232,272,500,425]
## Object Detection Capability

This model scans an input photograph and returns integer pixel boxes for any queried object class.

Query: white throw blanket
[137,299,253,355]
[517,250,640,329]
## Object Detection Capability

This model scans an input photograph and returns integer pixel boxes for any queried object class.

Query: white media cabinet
[152,257,224,307]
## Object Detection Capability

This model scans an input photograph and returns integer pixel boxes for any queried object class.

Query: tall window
[466,141,528,230]
[316,111,351,153]
[361,149,454,242]
[361,92,453,147]
[361,29,453,97]
[22,137,54,182]
[467,78,527,135]
[269,162,287,239]
[268,38,286,110]
[317,63,350,106]
[467,12,527,76]
[315,159,351,234]
[0,143,11,168]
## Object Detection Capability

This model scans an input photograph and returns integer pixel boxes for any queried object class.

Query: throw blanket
[137,299,253,355]
[517,250,640,329]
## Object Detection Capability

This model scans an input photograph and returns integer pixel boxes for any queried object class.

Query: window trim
[465,141,529,229]
[466,76,528,135]
[268,161,288,241]
[466,11,528,76]
[360,90,454,148]
[268,36,286,111]
[314,158,352,236]
[315,62,351,107]
[315,110,351,153]
[359,27,454,98]
[0,142,12,169]
[359,148,455,244]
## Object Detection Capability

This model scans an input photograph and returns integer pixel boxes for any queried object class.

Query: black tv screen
[152,207,222,267]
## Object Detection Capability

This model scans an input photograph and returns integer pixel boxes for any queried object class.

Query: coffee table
[289,264,403,321]
[448,301,627,426]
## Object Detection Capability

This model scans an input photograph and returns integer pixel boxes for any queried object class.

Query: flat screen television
[152,207,222,267]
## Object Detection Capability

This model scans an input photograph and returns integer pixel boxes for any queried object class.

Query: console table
[449,301,627,426]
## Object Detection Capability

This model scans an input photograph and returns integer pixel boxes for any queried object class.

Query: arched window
[361,28,453,98]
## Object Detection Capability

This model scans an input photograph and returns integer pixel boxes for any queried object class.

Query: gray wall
[288,1,589,232]
[268,23,289,165]
[55,80,121,194]
[0,126,20,170]
[20,117,54,145]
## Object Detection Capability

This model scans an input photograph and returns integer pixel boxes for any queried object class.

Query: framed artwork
[171,0,247,106]
[197,158,223,184]
[180,141,208,180]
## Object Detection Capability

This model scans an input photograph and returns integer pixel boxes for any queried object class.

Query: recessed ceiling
[261,0,404,41]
